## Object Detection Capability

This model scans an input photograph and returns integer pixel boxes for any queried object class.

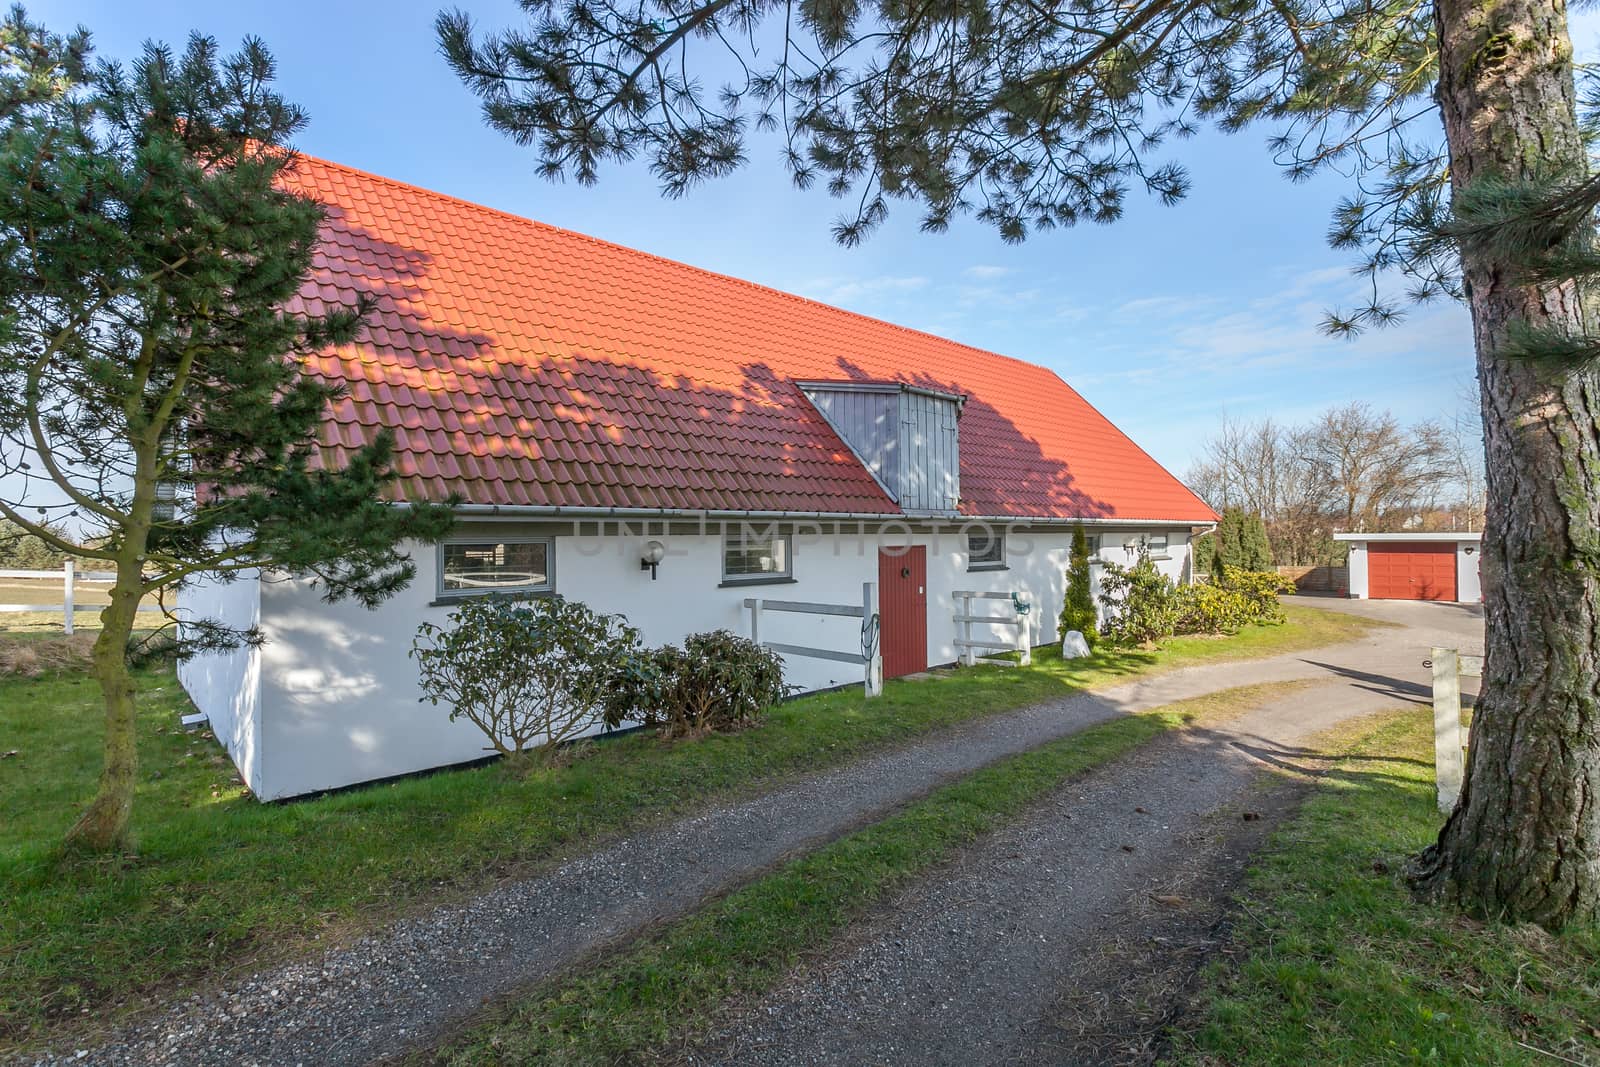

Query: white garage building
[1334,532,1482,603]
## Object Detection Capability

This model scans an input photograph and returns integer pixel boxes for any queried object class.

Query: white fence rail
[1430,646,1483,813]
[744,581,883,697]
[0,561,160,634]
[953,590,1033,668]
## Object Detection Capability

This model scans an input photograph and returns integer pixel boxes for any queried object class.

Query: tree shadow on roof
[829,357,1112,520]
[298,208,1116,521]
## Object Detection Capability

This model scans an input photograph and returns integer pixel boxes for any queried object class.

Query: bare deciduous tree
[1305,403,1453,531]
[1187,402,1473,565]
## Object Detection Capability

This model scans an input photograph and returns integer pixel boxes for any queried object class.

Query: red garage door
[1368,543,1457,601]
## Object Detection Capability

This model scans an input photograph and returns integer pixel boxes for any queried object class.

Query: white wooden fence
[1430,646,1483,813]
[744,581,883,697]
[0,561,160,634]
[953,590,1033,668]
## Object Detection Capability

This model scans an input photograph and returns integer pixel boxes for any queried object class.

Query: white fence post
[958,591,974,667]
[863,581,882,698]
[62,558,75,635]
[1016,609,1031,667]
[1432,646,1465,814]
[747,597,762,647]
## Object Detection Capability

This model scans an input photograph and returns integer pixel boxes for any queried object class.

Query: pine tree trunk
[62,555,144,852]
[1411,0,1600,927]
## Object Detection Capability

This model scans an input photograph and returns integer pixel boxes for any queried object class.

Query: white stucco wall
[236,520,1190,800]
[1347,542,1369,599]
[175,571,264,795]
[1456,542,1482,603]
[1087,529,1192,626]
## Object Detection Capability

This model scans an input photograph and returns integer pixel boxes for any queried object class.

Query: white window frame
[437,537,555,599]
[721,529,793,584]
[967,530,1007,571]
[1145,532,1170,557]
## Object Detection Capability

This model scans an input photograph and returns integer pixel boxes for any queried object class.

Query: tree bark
[62,553,144,852]
[1411,0,1600,927]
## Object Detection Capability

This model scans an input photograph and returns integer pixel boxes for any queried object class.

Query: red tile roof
[283,155,1216,522]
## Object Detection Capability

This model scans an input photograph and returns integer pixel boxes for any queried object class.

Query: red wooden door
[1368,543,1457,601]
[878,546,928,677]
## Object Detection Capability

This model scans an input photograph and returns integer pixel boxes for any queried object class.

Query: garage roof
[283,154,1217,523]
[1333,533,1482,541]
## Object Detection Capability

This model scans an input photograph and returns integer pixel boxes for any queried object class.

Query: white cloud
[963,264,1012,279]
[795,274,930,305]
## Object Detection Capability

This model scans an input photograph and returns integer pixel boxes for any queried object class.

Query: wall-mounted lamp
[1463,546,1476,555]
[640,540,666,580]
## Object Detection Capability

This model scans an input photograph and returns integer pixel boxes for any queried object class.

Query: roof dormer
[798,380,965,515]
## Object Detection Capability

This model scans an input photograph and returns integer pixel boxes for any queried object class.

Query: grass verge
[419,682,1308,1066]
[1169,711,1600,1066]
[0,605,1380,1047]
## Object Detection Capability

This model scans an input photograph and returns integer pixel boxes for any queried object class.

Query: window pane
[1148,533,1169,552]
[724,533,789,577]
[968,532,1004,566]
[442,541,549,591]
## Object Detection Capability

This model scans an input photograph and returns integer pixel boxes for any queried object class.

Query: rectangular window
[1146,532,1170,554]
[439,539,553,596]
[723,530,792,581]
[968,531,1006,570]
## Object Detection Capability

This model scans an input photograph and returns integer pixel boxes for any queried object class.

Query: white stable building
[179,154,1217,801]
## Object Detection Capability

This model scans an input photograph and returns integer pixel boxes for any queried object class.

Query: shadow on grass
[1173,711,1600,1066]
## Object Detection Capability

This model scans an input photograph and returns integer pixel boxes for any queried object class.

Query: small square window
[968,531,1006,570]
[1146,533,1169,553]
[723,531,791,581]
[440,539,552,596]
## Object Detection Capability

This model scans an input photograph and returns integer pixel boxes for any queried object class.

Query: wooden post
[1016,607,1031,667]
[62,558,74,636]
[748,598,762,646]
[863,581,882,698]
[960,592,975,667]
[1432,646,1465,813]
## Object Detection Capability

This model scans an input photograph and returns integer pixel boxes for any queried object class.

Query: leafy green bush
[1171,570,1295,635]
[1172,582,1253,635]
[412,595,642,762]
[1059,524,1099,647]
[603,630,788,738]
[1098,553,1178,646]
[1215,568,1295,624]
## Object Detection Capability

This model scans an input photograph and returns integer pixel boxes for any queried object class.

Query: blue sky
[40,0,1584,478]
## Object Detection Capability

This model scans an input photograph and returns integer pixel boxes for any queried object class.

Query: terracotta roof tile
[283,155,1215,522]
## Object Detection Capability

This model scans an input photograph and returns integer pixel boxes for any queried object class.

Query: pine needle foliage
[0,17,454,650]
[1059,524,1099,647]
[0,11,453,849]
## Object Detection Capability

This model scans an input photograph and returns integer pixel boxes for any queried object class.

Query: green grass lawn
[1171,711,1600,1066]
[421,682,1309,1066]
[0,605,1380,1049]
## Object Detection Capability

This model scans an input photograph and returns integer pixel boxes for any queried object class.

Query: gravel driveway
[21,600,1481,1067]
[691,679,1411,1065]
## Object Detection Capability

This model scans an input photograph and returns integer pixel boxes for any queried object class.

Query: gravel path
[691,679,1420,1066]
[22,600,1480,1067]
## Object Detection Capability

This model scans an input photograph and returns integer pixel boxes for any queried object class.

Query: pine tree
[1059,525,1098,647]
[0,517,72,570]
[0,18,453,851]
[443,0,1600,926]
[1207,508,1272,574]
